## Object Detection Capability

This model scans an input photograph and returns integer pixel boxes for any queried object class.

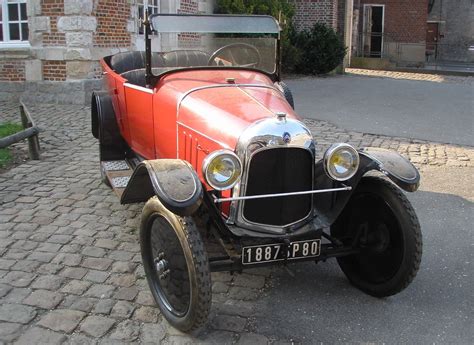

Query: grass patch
[0,122,23,168]
[0,122,23,138]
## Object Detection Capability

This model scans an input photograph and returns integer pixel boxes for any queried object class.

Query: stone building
[0,0,211,104]
[427,0,474,63]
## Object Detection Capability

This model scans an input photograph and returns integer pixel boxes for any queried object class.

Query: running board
[101,160,132,198]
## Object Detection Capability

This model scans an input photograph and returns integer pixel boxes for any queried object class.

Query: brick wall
[93,0,131,47]
[358,0,427,44]
[42,0,66,46]
[337,0,345,35]
[43,61,67,81]
[292,0,338,31]
[0,60,26,81]
[179,0,199,14]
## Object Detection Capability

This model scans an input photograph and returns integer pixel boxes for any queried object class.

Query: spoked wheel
[331,176,422,297]
[140,197,211,332]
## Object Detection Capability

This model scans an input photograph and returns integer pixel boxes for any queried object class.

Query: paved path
[286,70,474,146]
[0,100,472,344]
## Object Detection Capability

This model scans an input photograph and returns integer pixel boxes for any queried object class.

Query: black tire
[140,197,211,332]
[276,81,295,109]
[331,176,422,297]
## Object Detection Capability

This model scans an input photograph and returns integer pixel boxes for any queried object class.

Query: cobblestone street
[0,100,472,344]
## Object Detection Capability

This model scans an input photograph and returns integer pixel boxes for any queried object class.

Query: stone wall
[0,0,210,104]
[428,0,474,62]
[292,0,338,31]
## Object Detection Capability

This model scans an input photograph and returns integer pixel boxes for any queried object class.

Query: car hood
[159,70,298,150]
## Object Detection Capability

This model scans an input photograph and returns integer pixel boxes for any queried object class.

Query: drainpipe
[343,0,354,68]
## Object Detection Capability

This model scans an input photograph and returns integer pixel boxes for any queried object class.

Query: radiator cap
[276,112,286,121]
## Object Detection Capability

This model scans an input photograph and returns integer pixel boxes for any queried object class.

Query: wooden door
[426,23,439,54]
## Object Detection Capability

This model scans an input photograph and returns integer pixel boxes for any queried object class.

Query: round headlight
[324,143,360,181]
[202,150,242,190]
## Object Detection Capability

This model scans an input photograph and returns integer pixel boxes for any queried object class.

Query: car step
[101,160,133,198]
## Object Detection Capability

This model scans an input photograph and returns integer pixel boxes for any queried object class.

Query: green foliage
[215,0,294,19]
[0,122,23,168]
[291,23,346,75]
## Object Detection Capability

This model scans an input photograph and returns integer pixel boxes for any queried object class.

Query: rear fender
[313,147,420,227]
[121,159,203,216]
[91,91,126,160]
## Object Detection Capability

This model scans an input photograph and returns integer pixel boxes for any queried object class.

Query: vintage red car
[91,13,422,332]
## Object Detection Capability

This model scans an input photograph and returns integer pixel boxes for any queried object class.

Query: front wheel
[140,197,211,332]
[331,176,422,297]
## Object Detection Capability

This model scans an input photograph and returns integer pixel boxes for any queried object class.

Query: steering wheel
[208,43,261,68]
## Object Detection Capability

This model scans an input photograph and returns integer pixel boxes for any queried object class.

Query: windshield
[149,14,280,75]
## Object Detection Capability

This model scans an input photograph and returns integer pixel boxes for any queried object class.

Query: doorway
[363,5,385,58]
[426,22,439,60]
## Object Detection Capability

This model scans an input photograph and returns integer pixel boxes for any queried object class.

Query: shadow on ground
[251,190,473,344]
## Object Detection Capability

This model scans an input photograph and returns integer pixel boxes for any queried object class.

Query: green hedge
[290,23,346,75]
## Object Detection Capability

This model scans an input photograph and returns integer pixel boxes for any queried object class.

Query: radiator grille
[243,148,313,226]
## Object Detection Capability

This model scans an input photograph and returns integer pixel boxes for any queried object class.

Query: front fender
[120,159,203,216]
[313,147,419,227]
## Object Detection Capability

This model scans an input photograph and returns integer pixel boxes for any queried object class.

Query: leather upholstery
[121,68,173,87]
[110,51,166,74]
[162,50,210,68]
[115,50,211,87]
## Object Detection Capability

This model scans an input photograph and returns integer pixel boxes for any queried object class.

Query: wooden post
[19,104,40,160]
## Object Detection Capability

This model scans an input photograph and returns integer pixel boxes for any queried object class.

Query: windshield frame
[144,13,282,86]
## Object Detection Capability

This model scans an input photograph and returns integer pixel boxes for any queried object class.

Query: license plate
[242,239,321,265]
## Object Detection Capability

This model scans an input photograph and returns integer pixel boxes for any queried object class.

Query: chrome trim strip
[214,186,351,203]
[124,83,154,94]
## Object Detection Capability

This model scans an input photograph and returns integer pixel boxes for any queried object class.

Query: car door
[124,84,155,159]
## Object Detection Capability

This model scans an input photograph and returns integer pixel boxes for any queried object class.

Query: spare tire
[275,81,295,109]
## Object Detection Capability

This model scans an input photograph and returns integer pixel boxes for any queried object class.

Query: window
[138,0,160,35]
[1,0,28,45]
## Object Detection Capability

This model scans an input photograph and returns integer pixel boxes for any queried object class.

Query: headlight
[202,150,242,190]
[324,143,360,181]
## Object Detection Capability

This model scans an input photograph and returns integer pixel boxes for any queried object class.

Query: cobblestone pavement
[345,68,474,84]
[0,101,472,344]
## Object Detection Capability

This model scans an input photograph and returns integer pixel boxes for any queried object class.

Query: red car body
[101,62,294,191]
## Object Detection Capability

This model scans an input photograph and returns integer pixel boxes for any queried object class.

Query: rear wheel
[140,197,211,332]
[331,176,422,297]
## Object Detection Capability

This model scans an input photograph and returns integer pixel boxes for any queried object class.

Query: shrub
[215,0,294,20]
[291,23,346,75]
